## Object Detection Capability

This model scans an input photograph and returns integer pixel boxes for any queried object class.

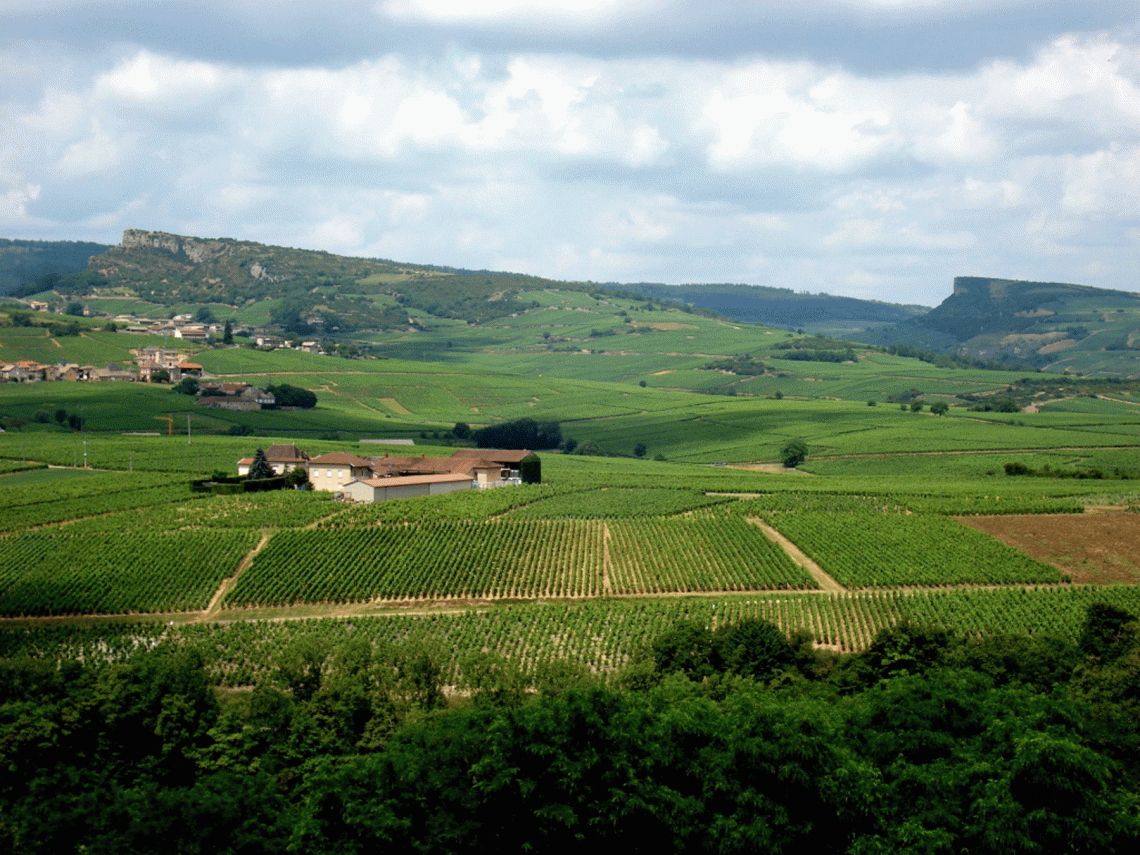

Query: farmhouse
[308,453,374,491]
[234,444,538,499]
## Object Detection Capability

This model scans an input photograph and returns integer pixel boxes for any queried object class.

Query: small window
[327,469,332,478]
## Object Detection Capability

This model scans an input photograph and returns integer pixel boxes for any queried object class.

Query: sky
[2,1,1139,307]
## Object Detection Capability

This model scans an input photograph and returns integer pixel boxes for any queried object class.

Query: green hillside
[11,229,1140,376]
[0,238,111,294]
[619,280,929,336]
[863,276,1140,376]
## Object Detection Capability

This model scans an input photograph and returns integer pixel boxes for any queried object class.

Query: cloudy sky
[3,1,1139,306]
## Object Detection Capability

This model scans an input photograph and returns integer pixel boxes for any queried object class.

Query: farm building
[341,473,475,503]
[450,448,541,482]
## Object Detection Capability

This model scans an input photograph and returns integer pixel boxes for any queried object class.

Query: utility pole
[82,439,87,469]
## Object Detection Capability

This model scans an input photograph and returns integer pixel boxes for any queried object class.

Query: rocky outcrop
[120,230,231,265]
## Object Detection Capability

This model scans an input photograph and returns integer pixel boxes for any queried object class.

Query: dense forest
[3,605,1139,853]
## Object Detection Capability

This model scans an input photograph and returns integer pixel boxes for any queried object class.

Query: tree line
[2,604,1140,852]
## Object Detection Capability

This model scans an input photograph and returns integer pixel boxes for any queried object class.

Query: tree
[284,466,310,489]
[172,378,199,396]
[150,369,170,384]
[194,306,217,325]
[651,620,716,678]
[248,448,274,480]
[634,442,647,458]
[65,301,85,317]
[67,413,83,431]
[54,408,67,425]
[712,618,794,680]
[265,383,317,409]
[781,438,808,468]
[930,401,949,416]
[1078,602,1139,663]
[222,320,233,345]
[574,439,603,456]
[910,400,924,412]
[474,418,560,450]
[452,422,472,440]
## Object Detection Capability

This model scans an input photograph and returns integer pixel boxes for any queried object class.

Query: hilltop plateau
[862,276,1140,376]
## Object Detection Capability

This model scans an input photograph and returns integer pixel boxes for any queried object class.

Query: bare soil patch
[727,463,813,475]
[378,397,411,414]
[959,512,1140,584]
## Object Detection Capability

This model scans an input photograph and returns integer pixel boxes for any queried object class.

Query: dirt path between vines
[746,517,845,593]
[198,530,271,621]
[602,522,613,594]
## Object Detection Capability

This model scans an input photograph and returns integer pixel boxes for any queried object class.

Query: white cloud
[0,179,40,225]
[1062,145,1140,217]
[3,9,1140,302]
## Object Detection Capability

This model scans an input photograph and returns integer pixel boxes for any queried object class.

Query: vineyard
[6,585,1140,686]
[503,487,737,519]
[227,521,606,605]
[0,529,259,616]
[604,516,813,593]
[2,434,1140,680]
[760,510,1063,587]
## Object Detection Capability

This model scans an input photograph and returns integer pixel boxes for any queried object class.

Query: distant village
[239,444,540,502]
[2,302,328,410]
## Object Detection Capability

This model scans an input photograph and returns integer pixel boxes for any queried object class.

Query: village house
[90,364,136,382]
[256,334,286,349]
[196,384,275,411]
[1,360,133,382]
[174,324,209,343]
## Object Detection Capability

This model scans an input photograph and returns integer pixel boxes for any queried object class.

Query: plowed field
[959,512,1140,584]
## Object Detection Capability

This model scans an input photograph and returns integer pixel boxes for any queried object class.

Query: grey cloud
[7,2,1138,72]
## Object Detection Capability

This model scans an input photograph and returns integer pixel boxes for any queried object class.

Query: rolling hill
[7,230,1140,381]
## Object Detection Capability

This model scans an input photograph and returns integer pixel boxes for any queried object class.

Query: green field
[4,298,1140,679]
